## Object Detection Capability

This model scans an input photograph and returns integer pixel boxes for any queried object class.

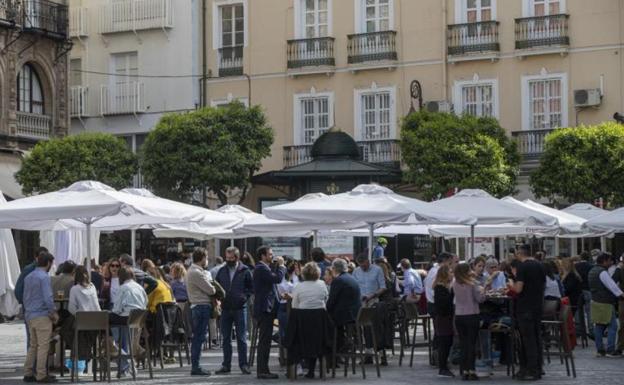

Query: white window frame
[210,94,249,107]
[521,71,568,130]
[294,0,333,39]
[522,0,566,17]
[293,91,334,145]
[354,0,394,34]
[212,0,248,49]
[353,85,397,141]
[455,0,497,23]
[453,78,499,118]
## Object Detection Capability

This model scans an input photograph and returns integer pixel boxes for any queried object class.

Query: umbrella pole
[455,238,460,256]
[130,229,136,261]
[581,238,585,253]
[313,230,319,248]
[601,236,606,252]
[441,236,446,252]
[470,225,475,260]
[554,237,560,257]
[368,223,374,262]
[86,222,92,274]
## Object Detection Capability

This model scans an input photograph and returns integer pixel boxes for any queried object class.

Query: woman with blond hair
[433,264,454,377]
[452,263,485,381]
[141,259,174,313]
[170,262,188,302]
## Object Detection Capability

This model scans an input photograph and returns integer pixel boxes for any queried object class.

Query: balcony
[283,139,401,168]
[512,129,554,159]
[447,21,499,61]
[100,82,145,115]
[287,37,335,71]
[68,6,87,38]
[100,0,173,34]
[16,112,51,140]
[347,31,397,65]
[218,46,243,77]
[0,0,19,26]
[515,14,569,53]
[70,86,88,118]
[21,0,68,39]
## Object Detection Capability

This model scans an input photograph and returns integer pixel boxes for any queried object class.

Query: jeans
[619,300,624,351]
[256,311,276,375]
[277,303,288,343]
[517,311,543,377]
[455,314,480,372]
[594,308,618,353]
[191,304,212,370]
[220,308,248,370]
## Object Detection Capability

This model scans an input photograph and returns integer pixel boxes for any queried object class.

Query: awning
[0,152,24,200]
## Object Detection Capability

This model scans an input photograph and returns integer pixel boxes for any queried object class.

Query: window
[530,0,562,16]
[294,92,333,145]
[213,0,247,48]
[466,0,492,22]
[298,0,329,38]
[355,0,393,33]
[522,72,568,130]
[454,79,498,118]
[111,51,138,82]
[70,59,82,87]
[17,64,44,114]
[354,86,396,141]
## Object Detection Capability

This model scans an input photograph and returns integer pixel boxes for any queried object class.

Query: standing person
[214,247,253,375]
[310,247,331,278]
[326,259,361,354]
[510,244,546,381]
[588,252,624,357]
[400,258,424,303]
[424,252,455,316]
[574,251,594,339]
[613,255,624,354]
[185,247,216,376]
[22,252,58,383]
[433,265,454,378]
[453,263,485,381]
[101,258,121,310]
[561,258,583,316]
[372,237,387,260]
[253,246,285,380]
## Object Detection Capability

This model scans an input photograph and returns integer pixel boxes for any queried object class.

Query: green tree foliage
[15,132,138,195]
[141,102,274,205]
[400,111,519,200]
[530,122,624,206]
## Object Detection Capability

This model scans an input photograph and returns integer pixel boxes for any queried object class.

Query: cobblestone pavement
[1,321,624,385]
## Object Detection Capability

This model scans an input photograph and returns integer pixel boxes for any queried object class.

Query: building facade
[67,0,202,179]
[0,0,71,200]
[202,0,624,208]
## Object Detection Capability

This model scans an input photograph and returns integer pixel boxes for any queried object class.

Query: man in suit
[326,258,361,353]
[252,246,285,379]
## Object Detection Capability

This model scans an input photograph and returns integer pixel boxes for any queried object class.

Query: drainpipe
[441,0,448,100]
[202,0,207,107]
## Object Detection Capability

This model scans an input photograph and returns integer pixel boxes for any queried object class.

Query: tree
[15,132,138,195]
[400,111,519,200]
[140,102,274,205]
[530,122,624,206]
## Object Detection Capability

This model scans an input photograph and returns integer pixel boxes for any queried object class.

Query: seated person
[109,267,148,325]
[52,261,77,301]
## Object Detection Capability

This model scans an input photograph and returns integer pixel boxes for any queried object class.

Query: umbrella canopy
[428,224,559,238]
[562,203,608,220]
[501,197,583,234]
[0,192,21,318]
[585,208,624,232]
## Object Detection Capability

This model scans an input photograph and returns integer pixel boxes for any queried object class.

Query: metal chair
[356,306,381,378]
[71,311,110,382]
[542,303,576,378]
[176,302,192,365]
[115,309,153,380]
[153,302,188,368]
[399,302,432,367]
[331,322,364,379]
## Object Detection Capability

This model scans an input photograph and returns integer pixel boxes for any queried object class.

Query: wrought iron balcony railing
[347,30,397,64]
[21,0,68,39]
[287,37,335,69]
[219,46,244,77]
[447,20,499,56]
[511,129,555,158]
[515,14,569,50]
[283,139,401,168]
[0,0,20,26]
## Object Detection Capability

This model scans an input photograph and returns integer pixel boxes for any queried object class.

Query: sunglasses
[110,264,120,268]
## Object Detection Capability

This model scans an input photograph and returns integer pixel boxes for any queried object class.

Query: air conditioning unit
[574,89,602,107]
[425,100,453,113]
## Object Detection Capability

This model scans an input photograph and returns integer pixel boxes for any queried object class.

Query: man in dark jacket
[326,258,361,353]
[215,247,253,375]
[252,246,285,379]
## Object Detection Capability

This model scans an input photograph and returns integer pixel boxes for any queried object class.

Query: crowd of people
[10,238,624,383]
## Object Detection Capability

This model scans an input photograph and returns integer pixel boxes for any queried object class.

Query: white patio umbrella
[562,203,608,220]
[428,190,559,259]
[585,208,624,232]
[264,184,476,260]
[0,192,21,318]
[501,197,585,235]
[0,181,240,271]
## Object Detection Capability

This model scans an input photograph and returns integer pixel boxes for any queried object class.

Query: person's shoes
[211,339,219,348]
[462,373,470,381]
[607,350,622,358]
[164,356,176,364]
[23,375,36,383]
[596,349,606,357]
[257,372,279,379]
[468,373,479,381]
[35,376,57,383]
[215,367,231,375]
[240,366,251,375]
[380,356,388,366]
[191,368,212,376]
[361,356,373,365]
[304,371,315,379]
[517,373,540,381]
[438,369,455,377]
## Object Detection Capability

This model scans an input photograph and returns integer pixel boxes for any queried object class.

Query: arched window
[17,64,44,114]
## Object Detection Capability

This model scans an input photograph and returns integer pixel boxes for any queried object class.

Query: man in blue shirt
[14,247,49,305]
[400,259,424,303]
[23,252,58,383]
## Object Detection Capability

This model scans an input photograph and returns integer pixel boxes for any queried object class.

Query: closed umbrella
[0,192,21,318]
